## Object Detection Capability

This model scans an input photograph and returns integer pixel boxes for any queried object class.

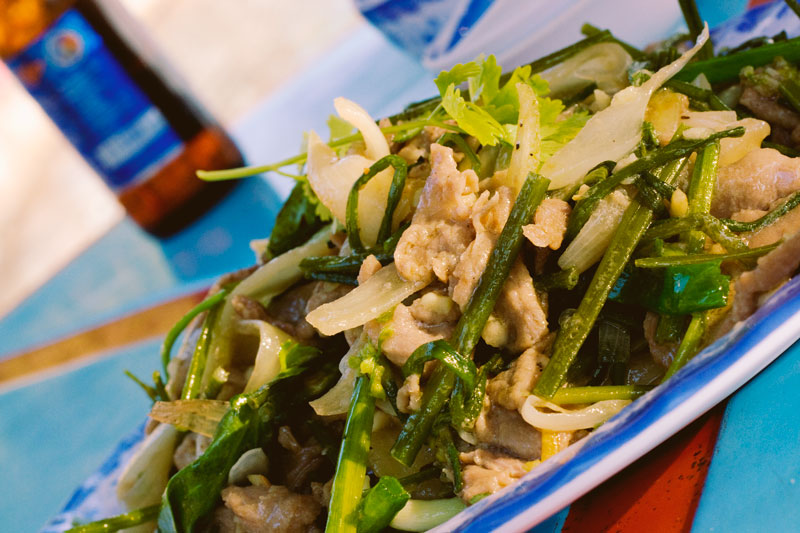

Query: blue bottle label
[7,9,182,191]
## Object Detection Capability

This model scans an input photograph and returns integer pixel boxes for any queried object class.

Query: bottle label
[7,9,182,191]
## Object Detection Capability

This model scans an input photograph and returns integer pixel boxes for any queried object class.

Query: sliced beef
[487,347,549,411]
[357,254,382,284]
[394,144,479,284]
[747,204,800,248]
[459,448,530,502]
[522,198,571,250]
[397,374,422,413]
[475,401,542,460]
[449,187,514,308]
[266,282,317,341]
[365,296,457,367]
[711,148,800,218]
[739,84,800,148]
[482,259,548,353]
[714,230,800,337]
[218,484,321,533]
[231,295,270,321]
[277,426,325,492]
[365,290,459,367]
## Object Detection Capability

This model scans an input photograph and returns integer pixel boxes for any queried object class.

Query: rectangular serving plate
[43,2,800,531]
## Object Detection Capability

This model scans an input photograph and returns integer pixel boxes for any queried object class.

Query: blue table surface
[2,3,799,531]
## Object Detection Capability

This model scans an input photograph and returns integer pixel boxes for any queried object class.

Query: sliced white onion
[309,335,364,415]
[559,189,630,273]
[149,399,228,437]
[390,498,467,532]
[234,224,335,304]
[238,319,294,392]
[307,98,394,245]
[543,42,632,96]
[306,131,372,225]
[680,110,738,129]
[541,25,710,191]
[202,225,335,391]
[117,423,180,509]
[306,263,427,336]
[228,448,269,486]
[504,83,541,194]
[680,111,770,167]
[333,97,390,160]
[519,395,630,431]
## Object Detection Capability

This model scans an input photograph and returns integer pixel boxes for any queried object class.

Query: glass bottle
[0,0,242,236]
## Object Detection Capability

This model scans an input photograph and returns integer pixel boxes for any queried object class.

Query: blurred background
[0,0,362,318]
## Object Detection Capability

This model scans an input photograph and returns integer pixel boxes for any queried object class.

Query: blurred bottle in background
[0,0,243,236]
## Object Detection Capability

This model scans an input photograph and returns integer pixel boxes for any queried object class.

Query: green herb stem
[196,119,461,182]
[300,252,393,275]
[451,174,550,355]
[721,190,800,233]
[303,271,359,285]
[160,288,228,379]
[762,140,800,158]
[634,243,778,268]
[664,79,731,110]
[663,313,706,380]
[450,369,488,431]
[181,303,221,401]
[357,476,411,533]
[436,132,482,175]
[402,340,478,389]
[686,140,721,252]
[643,213,747,252]
[534,267,580,291]
[397,467,440,487]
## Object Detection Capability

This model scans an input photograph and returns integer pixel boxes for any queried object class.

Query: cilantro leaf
[469,54,502,104]
[435,55,589,159]
[434,62,482,95]
[441,85,510,146]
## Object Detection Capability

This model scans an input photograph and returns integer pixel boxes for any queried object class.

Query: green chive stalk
[678,0,713,60]
[346,155,408,252]
[686,140,721,253]
[326,375,376,533]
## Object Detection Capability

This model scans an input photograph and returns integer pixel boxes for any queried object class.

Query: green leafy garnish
[434,55,588,155]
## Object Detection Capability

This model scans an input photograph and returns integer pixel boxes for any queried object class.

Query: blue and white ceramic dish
[43,2,800,532]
